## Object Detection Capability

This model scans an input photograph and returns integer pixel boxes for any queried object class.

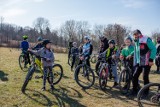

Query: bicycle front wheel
[119,69,131,94]
[137,83,160,107]
[99,67,108,90]
[75,64,95,89]
[21,66,35,93]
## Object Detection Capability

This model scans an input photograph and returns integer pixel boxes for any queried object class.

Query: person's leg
[68,50,71,64]
[42,67,48,90]
[111,64,118,83]
[86,57,90,67]
[143,65,151,94]
[132,66,142,93]
[49,66,54,90]
[71,56,76,70]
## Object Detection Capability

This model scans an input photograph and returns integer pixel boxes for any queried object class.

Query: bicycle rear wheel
[99,68,108,90]
[91,55,97,64]
[75,64,95,89]
[119,69,131,94]
[68,56,73,66]
[48,64,63,85]
[137,83,160,107]
[21,66,35,93]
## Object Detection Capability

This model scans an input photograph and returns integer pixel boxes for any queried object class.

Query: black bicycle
[119,58,132,94]
[19,51,33,71]
[137,83,160,107]
[74,56,95,89]
[21,52,63,93]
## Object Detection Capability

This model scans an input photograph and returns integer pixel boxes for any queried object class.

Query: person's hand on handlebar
[126,55,132,60]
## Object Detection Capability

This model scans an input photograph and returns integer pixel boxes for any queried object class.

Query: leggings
[43,66,53,87]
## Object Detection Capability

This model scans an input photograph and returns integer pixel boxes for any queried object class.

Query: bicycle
[19,50,33,71]
[137,83,160,107]
[74,56,95,89]
[21,52,63,93]
[119,58,133,94]
[98,55,115,90]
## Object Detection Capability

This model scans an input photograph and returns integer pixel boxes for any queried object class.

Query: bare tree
[33,17,50,36]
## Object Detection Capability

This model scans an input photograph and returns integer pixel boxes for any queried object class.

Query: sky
[0,0,160,35]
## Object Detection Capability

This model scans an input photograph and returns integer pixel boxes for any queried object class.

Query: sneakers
[126,90,138,97]
[112,82,119,88]
[42,87,46,91]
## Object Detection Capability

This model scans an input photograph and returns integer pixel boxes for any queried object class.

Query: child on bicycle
[20,35,31,68]
[103,40,119,87]
[28,39,55,91]
[71,42,79,71]
[156,37,160,73]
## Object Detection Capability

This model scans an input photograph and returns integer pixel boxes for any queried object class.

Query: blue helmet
[37,36,43,42]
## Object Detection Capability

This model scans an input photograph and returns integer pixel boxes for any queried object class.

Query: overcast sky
[0,0,160,35]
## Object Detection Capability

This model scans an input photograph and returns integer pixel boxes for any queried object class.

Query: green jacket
[121,45,134,57]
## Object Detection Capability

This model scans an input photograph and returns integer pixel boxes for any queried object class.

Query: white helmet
[84,35,90,40]
[72,42,77,47]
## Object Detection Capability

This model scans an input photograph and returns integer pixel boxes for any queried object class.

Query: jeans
[43,66,53,87]
[110,64,119,83]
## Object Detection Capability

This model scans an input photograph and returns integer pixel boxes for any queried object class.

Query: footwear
[42,87,46,91]
[112,82,119,88]
[126,90,137,97]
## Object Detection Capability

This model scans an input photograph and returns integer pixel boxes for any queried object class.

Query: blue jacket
[20,40,29,51]
[82,42,92,57]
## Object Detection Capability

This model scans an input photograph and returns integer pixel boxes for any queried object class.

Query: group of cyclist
[20,36,55,91]
[20,29,160,95]
[68,29,160,97]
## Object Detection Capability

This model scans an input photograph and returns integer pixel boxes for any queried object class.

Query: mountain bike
[19,50,33,71]
[119,58,133,94]
[21,52,63,93]
[137,83,160,107]
[74,56,95,89]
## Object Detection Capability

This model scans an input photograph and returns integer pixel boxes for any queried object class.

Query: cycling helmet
[108,40,116,44]
[72,42,77,47]
[84,35,91,40]
[23,35,28,40]
[124,36,133,42]
[42,39,52,46]
[37,36,43,42]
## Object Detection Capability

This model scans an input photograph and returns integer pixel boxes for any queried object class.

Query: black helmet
[133,29,142,35]
[108,40,115,44]
[42,39,52,46]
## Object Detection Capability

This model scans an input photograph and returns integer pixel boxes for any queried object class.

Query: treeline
[0,16,159,51]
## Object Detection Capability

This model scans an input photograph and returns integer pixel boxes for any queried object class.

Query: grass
[0,47,159,107]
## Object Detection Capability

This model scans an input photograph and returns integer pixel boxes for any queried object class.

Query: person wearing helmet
[71,42,79,71]
[79,35,93,67]
[20,35,31,67]
[32,36,43,50]
[28,39,55,91]
[102,39,119,87]
[155,37,160,73]
[99,36,109,53]
[129,29,156,96]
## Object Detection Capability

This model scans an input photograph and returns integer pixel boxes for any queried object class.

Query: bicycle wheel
[21,66,35,93]
[99,67,108,90]
[75,64,95,89]
[91,55,97,64]
[137,83,160,107]
[95,60,102,76]
[48,64,63,85]
[119,69,131,94]
[19,54,25,70]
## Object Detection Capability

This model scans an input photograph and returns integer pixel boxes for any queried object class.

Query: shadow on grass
[49,86,85,107]
[24,89,57,106]
[0,70,8,81]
